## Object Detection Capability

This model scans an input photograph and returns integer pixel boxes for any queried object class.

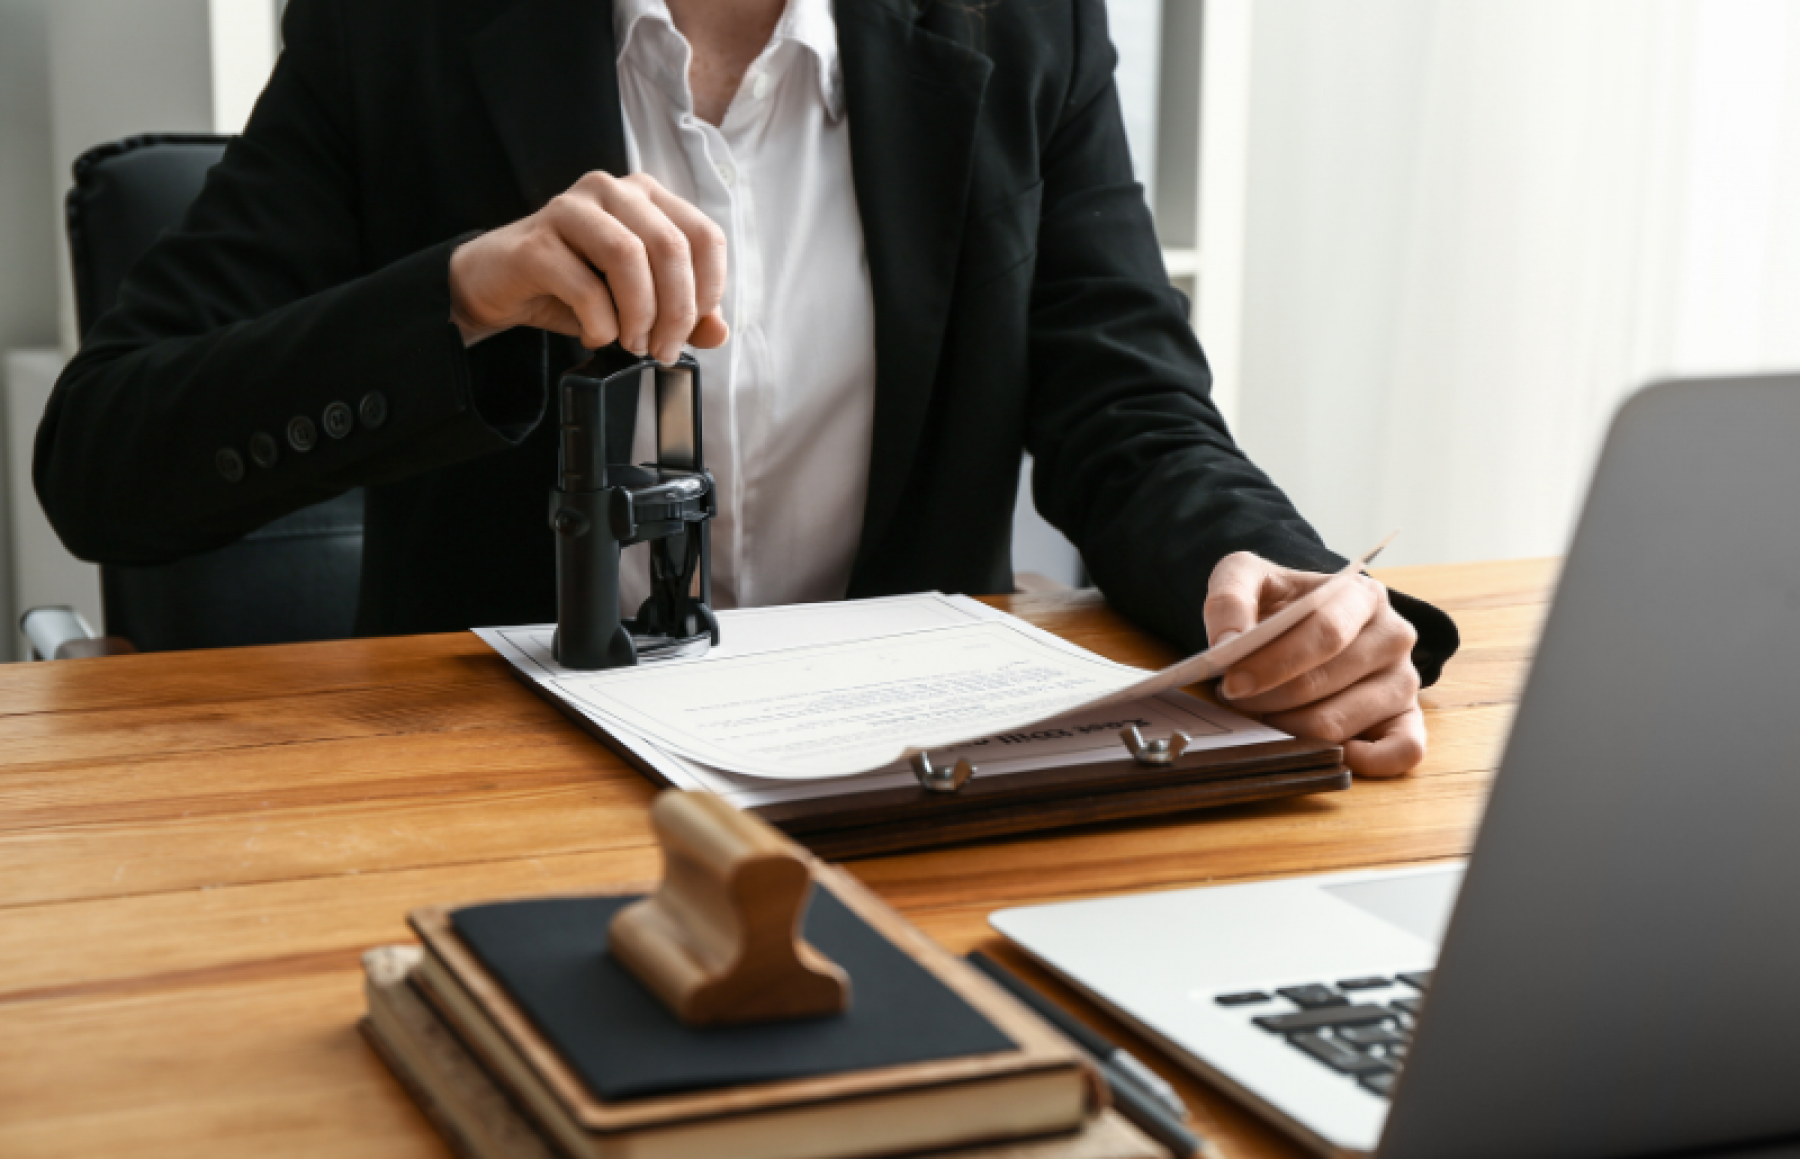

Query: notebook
[393,863,1103,1159]
[362,945,1169,1159]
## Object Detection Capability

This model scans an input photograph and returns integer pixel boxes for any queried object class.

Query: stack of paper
[478,593,1289,810]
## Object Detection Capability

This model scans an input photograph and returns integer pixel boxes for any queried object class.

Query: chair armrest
[20,606,137,661]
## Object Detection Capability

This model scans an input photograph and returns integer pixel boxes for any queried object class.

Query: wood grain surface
[0,558,1557,1159]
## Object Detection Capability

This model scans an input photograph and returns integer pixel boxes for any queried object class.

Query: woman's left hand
[1203,552,1426,777]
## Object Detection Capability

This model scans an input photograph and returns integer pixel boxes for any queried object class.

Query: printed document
[566,620,1166,778]
[477,593,1289,805]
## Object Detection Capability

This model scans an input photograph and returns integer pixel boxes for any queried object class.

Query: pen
[968,951,1185,1114]
[967,951,1204,1158]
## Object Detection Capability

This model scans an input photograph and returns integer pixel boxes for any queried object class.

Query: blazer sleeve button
[323,401,354,439]
[358,391,389,430]
[215,447,246,483]
[286,415,318,452]
[248,432,280,468]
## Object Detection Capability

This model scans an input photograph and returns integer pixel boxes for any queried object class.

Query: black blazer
[36,0,1458,679]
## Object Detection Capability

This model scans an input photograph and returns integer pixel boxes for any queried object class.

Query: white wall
[210,0,282,134]
[1107,0,1168,209]
[1012,455,1085,587]
[1195,0,1252,425]
[1227,0,1800,568]
[0,1,55,360]
[0,0,59,660]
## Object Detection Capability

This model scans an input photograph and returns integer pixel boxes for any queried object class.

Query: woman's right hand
[448,171,728,364]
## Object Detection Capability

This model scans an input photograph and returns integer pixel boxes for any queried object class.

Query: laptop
[992,375,1800,1159]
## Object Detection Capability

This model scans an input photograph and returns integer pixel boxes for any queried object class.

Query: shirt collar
[613,0,845,122]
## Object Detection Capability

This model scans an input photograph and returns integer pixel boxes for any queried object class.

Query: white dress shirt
[613,0,877,613]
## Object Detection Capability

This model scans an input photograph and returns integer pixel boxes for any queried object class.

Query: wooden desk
[0,559,1554,1159]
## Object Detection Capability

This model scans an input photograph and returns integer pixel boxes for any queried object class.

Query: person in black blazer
[35,0,1457,774]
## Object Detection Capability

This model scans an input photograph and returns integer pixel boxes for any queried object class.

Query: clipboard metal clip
[1122,726,1191,767]
[910,752,977,794]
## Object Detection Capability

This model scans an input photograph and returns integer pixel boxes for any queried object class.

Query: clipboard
[505,668,1348,860]
[483,543,1393,858]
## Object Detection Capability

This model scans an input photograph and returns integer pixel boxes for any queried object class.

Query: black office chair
[27,134,365,657]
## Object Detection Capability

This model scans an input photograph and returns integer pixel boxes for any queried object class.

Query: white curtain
[1228,0,1800,566]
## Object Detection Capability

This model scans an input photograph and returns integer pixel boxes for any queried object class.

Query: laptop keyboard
[1215,971,1431,1099]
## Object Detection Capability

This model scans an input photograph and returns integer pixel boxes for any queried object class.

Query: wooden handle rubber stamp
[608,791,852,1027]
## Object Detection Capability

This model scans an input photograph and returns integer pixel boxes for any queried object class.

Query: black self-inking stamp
[551,347,719,670]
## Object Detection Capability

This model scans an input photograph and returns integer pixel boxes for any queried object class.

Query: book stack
[362,863,1169,1159]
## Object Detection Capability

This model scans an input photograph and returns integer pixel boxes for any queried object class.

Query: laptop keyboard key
[1337,976,1390,991]
[1255,1004,1396,1033]
[1338,1024,1407,1048]
[1291,1033,1392,1075]
[1276,984,1345,1008]
[1359,1070,1400,1097]
[1397,970,1433,991]
[1391,997,1424,1017]
[1215,991,1271,1007]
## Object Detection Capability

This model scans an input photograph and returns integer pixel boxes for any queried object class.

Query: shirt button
[716,160,736,187]
[248,432,280,468]
[359,391,389,429]
[751,72,771,100]
[215,447,245,483]
[322,400,354,439]
[286,415,318,453]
